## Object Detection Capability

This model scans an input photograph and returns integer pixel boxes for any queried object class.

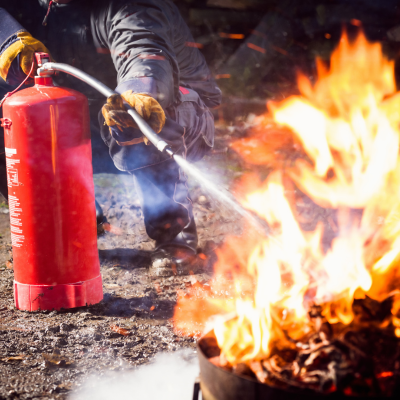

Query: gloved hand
[0,32,51,81]
[101,91,166,146]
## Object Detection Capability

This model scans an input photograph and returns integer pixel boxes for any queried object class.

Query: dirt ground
[2,2,400,398]
[0,126,247,400]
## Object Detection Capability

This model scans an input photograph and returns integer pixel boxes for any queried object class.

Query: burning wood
[175,28,400,398]
[200,294,400,396]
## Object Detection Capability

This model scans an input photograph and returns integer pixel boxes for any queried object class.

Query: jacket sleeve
[97,2,179,109]
[0,8,27,85]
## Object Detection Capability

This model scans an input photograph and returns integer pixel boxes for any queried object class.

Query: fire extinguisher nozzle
[165,147,174,157]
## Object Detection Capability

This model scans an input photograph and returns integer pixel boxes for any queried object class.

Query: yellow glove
[0,32,51,81]
[102,91,166,145]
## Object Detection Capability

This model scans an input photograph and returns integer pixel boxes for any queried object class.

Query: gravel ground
[0,128,246,400]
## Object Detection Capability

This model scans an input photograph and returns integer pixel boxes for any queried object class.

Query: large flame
[174,30,400,366]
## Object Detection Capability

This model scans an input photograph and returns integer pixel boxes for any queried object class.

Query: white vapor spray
[174,155,270,237]
[69,350,199,400]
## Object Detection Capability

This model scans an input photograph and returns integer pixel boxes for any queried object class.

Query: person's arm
[95,2,178,145]
[0,8,51,86]
[96,2,179,109]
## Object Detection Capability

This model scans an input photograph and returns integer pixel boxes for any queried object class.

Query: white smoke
[70,349,199,400]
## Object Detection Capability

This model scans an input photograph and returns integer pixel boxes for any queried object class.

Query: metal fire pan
[197,332,395,400]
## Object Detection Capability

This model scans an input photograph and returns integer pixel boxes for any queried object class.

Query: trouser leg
[131,158,197,249]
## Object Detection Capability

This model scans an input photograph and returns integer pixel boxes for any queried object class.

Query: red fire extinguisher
[0,53,103,311]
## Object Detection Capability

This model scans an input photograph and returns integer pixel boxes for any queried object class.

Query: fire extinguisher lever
[37,62,174,156]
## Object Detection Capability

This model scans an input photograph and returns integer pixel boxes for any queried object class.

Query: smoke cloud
[70,349,199,400]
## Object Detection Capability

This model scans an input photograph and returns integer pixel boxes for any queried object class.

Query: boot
[150,216,200,277]
[95,199,107,235]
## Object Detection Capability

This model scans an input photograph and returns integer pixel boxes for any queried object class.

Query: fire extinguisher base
[14,275,103,312]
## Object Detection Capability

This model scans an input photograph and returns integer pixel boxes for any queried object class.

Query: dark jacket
[36,0,221,110]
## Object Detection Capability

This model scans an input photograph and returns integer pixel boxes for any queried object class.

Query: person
[0,0,222,276]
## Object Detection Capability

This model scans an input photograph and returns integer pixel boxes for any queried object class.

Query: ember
[110,324,131,336]
[175,29,400,397]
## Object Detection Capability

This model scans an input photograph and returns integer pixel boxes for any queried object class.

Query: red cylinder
[2,76,102,311]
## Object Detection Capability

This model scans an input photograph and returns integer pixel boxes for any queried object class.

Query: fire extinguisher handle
[37,62,174,156]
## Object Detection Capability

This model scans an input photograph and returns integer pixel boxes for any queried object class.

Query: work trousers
[131,159,193,244]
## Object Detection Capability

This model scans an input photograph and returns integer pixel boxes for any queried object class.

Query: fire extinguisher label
[5,148,25,248]
[9,195,24,248]
[5,150,20,188]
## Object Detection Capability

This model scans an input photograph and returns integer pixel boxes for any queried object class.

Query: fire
[174,30,400,367]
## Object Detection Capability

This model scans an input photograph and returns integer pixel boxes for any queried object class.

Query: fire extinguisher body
[2,76,103,311]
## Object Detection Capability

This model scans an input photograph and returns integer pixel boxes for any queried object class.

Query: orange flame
[174,30,400,365]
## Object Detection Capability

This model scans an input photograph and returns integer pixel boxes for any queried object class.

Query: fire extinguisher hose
[37,62,174,157]
[37,62,270,236]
